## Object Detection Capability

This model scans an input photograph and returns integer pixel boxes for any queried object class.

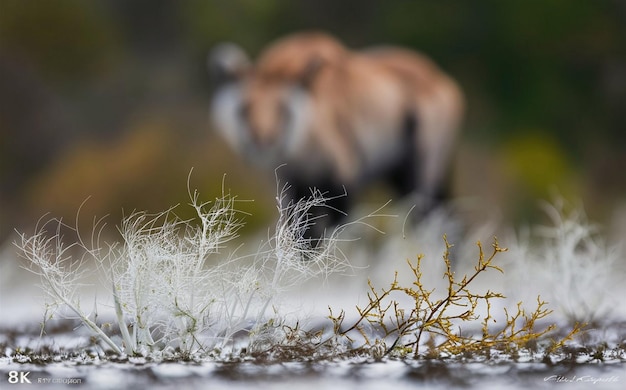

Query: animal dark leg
[388,111,449,221]
[388,111,422,199]
[282,174,350,246]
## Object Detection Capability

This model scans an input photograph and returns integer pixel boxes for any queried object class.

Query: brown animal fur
[209,32,464,236]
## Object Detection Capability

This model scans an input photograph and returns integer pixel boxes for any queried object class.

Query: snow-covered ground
[1,353,625,390]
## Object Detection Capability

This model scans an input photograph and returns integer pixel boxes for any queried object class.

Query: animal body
[209,32,464,239]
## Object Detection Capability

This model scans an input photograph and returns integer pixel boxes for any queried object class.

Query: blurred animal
[209,32,464,239]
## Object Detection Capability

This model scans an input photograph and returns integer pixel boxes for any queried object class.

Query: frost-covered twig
[14,179,367,357]
[107,188,246,354]
[213,184,364,350]
[506,198,623,324]
[16,218,123,354]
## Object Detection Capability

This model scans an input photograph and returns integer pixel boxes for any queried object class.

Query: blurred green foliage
[499,132,580,220]
[0,0,121,81]
[503,133,575,197]
[1,0,625,241]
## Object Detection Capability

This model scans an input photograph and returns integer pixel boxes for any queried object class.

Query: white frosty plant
[505,198,624,324]
[15,182,356,358]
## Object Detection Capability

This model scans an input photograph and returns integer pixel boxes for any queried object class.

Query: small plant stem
[338,291,391,337]
[412,244,498,358]
[112,279,136,354]
[43,278,123,355]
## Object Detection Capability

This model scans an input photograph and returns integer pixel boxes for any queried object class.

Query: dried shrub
[329,236,583,359]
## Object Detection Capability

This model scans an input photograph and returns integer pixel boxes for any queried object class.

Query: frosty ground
[1,196,625,389]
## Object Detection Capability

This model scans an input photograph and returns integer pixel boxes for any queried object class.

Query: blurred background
[1,0,625,245]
